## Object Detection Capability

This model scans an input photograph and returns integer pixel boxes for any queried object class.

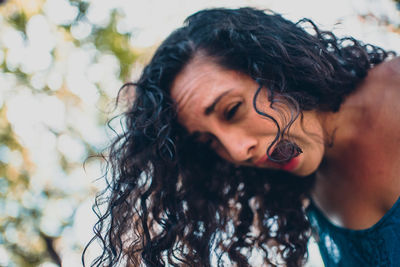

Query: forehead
[171,57,231,100]
[170,57,243,129]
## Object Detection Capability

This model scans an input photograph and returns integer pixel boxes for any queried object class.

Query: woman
[85,7,400,267]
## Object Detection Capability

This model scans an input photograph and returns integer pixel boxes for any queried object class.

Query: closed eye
[224,102,242,121]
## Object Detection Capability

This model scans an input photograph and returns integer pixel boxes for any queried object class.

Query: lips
[279,156,300,171]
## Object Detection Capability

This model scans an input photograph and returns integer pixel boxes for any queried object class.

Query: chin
[293,159,321,176]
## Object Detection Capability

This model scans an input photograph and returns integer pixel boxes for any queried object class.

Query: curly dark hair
[83,7,393,267]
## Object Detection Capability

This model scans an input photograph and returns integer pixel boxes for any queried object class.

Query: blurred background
[0,0,399,266]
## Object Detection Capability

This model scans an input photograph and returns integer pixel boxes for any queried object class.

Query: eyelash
[191,101,242,148]
[224,102,242,120]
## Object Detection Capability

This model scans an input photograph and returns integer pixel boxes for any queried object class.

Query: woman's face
[171,56,326,176]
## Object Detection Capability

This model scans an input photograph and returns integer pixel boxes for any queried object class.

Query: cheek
[246,98,283,134]
[296,138,325,176]
[253,92,290,123]
[245,112,278,137]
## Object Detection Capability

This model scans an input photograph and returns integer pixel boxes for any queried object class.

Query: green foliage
[0,0,139,266]
[8,11,28,34]
[92,10,137,80]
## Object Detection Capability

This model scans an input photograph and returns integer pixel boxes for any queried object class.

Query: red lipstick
[279,156,300,171]
[255,153,300,171]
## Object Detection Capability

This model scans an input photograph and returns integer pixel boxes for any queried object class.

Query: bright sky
[112,0,400,51]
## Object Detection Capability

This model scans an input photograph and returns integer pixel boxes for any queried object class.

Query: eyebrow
[204,90,232,115]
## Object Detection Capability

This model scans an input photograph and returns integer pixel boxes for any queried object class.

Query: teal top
[306,197,400,267]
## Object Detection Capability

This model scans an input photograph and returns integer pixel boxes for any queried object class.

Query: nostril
[270,139,302,163]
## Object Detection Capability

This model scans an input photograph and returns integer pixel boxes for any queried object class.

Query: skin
[171,54,400,230]
[171,55,326,176]
[312,57,400,229]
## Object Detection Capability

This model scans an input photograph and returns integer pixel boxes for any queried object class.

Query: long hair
[83,7,392,267]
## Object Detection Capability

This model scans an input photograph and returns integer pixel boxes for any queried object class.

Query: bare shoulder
[367,56,400,81]
[384,56,400,74]
[349,57,400,108]
[355,57,400,102]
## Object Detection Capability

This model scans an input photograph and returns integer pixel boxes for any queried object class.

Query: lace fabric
[306,197,400,267]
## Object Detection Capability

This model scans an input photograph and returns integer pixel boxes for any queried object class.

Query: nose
[216,130,257,163]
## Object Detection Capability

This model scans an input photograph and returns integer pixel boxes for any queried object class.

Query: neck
[316,85,375,176]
